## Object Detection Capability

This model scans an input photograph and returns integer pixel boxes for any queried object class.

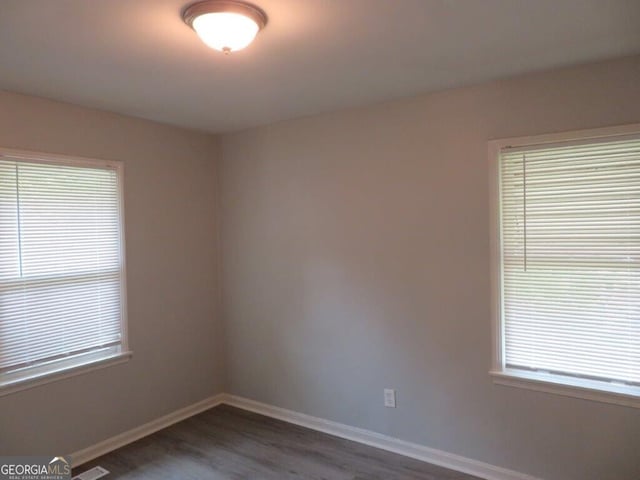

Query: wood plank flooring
[74,405,481,480]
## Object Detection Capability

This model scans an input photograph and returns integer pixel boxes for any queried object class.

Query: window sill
[0,351,133,397]
[490,369,640,409]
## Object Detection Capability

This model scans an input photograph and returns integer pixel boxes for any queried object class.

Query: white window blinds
[500,137,640,386]
[0,155,126,382]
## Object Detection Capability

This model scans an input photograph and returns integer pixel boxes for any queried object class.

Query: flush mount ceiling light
[183,0,267,54]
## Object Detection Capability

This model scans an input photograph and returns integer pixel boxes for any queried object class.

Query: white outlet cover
[384,388,396,408]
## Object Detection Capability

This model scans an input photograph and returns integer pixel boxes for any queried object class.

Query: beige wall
[219,56,640,480]
[0,92,225,456]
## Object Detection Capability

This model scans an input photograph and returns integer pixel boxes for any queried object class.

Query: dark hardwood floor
[74,405,480,479]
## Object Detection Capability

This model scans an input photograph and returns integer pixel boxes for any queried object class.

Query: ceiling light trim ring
[182,0,268,31]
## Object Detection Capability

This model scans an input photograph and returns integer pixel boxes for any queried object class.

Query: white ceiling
[1,0,639,133]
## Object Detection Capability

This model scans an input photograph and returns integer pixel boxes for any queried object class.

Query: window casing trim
[0,350,133,397]
[488,123,640,408]
[0,147,131,396]
[490,369,640,409]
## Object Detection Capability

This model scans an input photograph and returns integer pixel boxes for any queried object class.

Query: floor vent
[72,466,109,480]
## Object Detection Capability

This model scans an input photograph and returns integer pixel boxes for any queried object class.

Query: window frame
[0,147,131,397]
[489,124,640,409]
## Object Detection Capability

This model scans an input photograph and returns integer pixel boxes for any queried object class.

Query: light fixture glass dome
[183,1,267,54]
[192,12,259,52]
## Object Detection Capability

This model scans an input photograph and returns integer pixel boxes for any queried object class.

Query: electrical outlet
[384,388,396,408]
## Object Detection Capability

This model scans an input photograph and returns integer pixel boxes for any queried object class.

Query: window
[490,125,640,407]
[0,149,130,395]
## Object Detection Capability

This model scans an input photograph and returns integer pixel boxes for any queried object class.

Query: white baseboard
[70,392,541,480]
[224,395,542,480]
[70,393,226,467]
